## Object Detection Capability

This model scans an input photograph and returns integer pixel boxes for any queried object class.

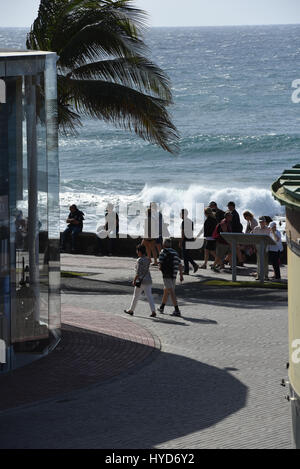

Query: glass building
[0,50,60,372]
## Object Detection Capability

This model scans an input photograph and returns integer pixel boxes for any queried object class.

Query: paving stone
[0,255,292,449]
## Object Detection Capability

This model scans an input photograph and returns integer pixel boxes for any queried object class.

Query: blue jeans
[62,225,82,252]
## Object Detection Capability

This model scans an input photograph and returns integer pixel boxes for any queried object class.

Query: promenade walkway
[0,254,292,449]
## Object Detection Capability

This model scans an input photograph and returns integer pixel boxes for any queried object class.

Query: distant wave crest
[180,133,300,154]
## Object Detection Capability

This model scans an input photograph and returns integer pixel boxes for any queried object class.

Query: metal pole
[259,240,265,283]
[231,239,237,282]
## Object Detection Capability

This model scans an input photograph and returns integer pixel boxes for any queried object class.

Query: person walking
[61,204,84,253]
[180,209,199,275]
[227,201,243,233]
[242,210,258,258]
[157,238,184,317]
[142,207,159,265]
[209,201,225,223]
[268,221,283,280]
[227,201,244,264]
[200,207,217,269]
[243,210,258,233]
[212,211,232,271]
[252,216,270,280]
[96,203,119,256]
[124,244,156,317]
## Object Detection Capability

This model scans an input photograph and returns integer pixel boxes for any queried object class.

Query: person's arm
[69,218,80,225]
[132,259,141,286]
[179,221,184,247]
[158,250,165,271]
[132,273,139,286]
[271,227,280,242]
[251,218,258,230]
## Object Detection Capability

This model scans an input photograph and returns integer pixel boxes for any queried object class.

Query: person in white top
[252,216,270,280]
[124,244,156,317]
[268,221,283,280]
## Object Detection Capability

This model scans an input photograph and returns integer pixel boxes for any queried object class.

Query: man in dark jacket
[209,201,225,223]
[227,201,244,264]
[180,209,199,275]
[61,204,84,253]
[227,201,243,233]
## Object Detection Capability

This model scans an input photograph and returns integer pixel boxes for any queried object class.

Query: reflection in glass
[0,52,60,371]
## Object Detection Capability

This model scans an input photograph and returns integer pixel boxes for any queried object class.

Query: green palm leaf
[27,0,179,153]
[69,57,172,102]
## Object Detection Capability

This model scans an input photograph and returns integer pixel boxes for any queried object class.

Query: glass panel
[0,52,60,371]
[10,72,50,358]
[45,54,60,341]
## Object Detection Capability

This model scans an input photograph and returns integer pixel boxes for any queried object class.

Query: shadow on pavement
[0,324,247,449]
[62,275,287,311]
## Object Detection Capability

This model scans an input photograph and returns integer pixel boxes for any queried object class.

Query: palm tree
[26,0,179,153]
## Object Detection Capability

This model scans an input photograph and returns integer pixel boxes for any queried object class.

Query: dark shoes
[184,265,199,275]
[124,310,156,317]
[171,310,181,317]
[124,309,134,316]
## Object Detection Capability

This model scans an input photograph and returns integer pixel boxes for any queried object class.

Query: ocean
[1,24,300,235]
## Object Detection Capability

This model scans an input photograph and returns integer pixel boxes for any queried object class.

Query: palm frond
[63,78,179,153]
[26,0,179,153]
[70,57,172,102]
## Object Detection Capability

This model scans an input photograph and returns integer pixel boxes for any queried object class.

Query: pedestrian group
[61,200,284,319]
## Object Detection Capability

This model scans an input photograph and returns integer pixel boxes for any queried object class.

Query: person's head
[69,204,77,212]
[150,202,158,212]
[209,201,217,210]
[136,244,147,257]
[269,221,277,230]
[243,210,254,221]
[163,238,172,249]
[204,207,214,217]
[258,216,267,227]
[227,201,235,211]
[181,208,188,219]
[224,211,233,222]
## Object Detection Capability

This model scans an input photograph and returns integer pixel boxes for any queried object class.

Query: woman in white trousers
[124,244,156,317]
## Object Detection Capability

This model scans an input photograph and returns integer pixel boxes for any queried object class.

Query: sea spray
[59,184,285,234]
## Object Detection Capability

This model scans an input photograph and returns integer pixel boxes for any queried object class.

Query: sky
[0,0,300,28]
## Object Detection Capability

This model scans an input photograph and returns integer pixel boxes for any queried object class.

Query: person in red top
[212,211,232,271]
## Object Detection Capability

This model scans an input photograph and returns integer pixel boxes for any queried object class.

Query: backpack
[161,249,174,277]
[212,224,221,240]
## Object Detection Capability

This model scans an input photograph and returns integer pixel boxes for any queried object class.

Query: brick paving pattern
[0,309,159,411]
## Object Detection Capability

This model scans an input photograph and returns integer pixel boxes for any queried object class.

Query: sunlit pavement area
[0,254,292,449]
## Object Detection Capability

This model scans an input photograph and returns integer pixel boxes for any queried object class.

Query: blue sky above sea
[2,0,300,27]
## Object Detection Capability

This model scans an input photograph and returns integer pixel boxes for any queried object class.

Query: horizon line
[1,22,300,29]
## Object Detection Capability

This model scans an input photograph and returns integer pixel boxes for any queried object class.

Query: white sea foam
[59,184,285,236]
[135,184,284,219]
